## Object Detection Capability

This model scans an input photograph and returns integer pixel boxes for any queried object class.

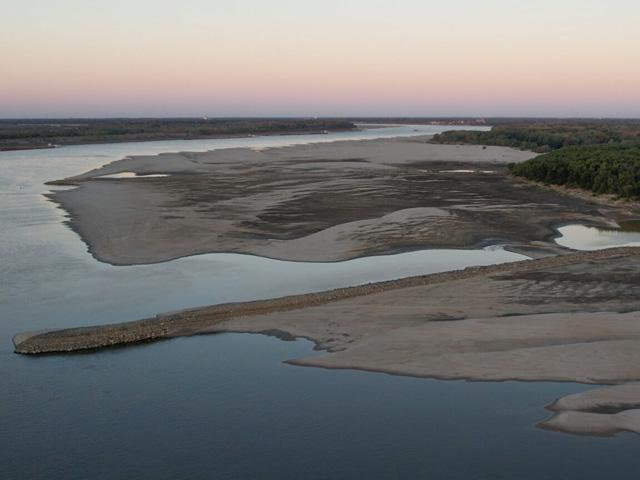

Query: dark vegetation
[431,120,640,153]
[431,119,640,199]
[509,145,640,198]
[0,118,355,150]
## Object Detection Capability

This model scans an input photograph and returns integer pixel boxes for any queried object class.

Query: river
[1,125,638,479]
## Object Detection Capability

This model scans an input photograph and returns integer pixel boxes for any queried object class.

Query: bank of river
[2,126,639,479]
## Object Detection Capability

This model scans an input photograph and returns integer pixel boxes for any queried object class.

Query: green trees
[509,145,640,199]
[430,120,640,199]
[431,121,640,153]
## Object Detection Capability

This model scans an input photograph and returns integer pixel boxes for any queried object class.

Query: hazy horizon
[2,0,639,117]
[2,115,640,120]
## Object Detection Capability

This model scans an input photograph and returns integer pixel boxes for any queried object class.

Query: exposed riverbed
[2,126,640,479]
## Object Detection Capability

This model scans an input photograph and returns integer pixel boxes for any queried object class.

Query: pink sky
[2,0,639,117]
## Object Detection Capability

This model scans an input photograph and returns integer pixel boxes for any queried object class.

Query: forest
[431,120,640,153]
[431,120,640,199]
[509,145,640,199]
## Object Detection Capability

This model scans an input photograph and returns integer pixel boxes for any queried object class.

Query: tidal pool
[556,224,640,250]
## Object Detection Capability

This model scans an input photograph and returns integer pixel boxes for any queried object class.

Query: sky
[1,0,639,118]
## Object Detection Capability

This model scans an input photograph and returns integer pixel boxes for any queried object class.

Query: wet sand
[540,383,640,436]
[45,135,633,265]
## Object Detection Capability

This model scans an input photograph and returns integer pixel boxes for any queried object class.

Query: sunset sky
[2,0,639,117]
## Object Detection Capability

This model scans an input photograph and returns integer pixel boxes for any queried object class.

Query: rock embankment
[13,247,639,355]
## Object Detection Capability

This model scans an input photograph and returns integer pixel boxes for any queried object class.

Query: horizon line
[2,115,640,121]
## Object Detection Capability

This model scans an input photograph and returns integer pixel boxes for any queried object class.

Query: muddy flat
[46,135,635,265]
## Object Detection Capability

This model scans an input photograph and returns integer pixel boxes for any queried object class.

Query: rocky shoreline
[13,246,639,355]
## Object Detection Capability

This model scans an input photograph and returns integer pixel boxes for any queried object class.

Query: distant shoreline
[0,128,355,152]
[0,118,357,152]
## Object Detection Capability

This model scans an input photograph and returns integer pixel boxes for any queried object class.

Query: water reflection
[556,224,640,250]
[94,172,170,179]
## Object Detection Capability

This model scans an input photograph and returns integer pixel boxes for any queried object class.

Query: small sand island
[16,131,640,437]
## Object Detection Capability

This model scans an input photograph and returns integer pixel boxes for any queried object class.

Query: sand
[45,135,634,265]
[540,383,640,436]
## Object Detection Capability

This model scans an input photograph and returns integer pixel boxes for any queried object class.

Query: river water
[1,125,638,479]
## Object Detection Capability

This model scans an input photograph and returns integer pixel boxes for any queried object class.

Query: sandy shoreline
[539,383,640,436]
[13,246,640,435]
[14,247,640,377]
[513,177,640,213]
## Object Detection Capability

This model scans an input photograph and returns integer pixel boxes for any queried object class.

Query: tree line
[431,121,640,153]
[509,145,640,199]
[430,120,640,199]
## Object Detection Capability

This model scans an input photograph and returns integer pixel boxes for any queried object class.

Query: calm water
[5,334,639,480]
[2,126,638,479]
[556,224,640,250]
